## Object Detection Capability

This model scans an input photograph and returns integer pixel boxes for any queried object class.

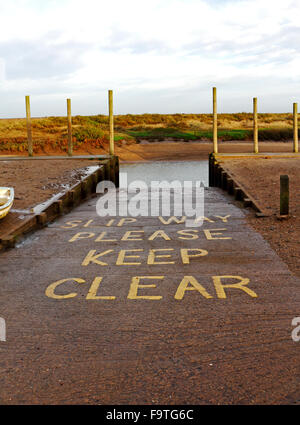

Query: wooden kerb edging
[0,156,119,252]
[209,153,268,217]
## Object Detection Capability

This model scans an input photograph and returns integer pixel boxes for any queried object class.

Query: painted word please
[68,228,232,243]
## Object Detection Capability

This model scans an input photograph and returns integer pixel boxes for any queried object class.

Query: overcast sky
[0,0,299,117]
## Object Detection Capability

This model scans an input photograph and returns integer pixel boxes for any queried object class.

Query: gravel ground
[0,159,98,210]
[221,157,300,278]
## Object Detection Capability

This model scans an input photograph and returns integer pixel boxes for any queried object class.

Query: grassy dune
[0,113,297,153]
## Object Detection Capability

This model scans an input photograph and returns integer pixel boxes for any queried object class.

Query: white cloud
[0,0,300,116]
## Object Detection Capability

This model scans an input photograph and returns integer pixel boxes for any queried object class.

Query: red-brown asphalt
[0,187,299,404]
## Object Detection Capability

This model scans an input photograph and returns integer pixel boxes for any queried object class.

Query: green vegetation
[126,128,253,141]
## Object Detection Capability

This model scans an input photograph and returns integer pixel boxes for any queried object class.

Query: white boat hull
[0,187,14,219]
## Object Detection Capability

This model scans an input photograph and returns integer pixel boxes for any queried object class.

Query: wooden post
[280,175,289,216]
[213,87,218,154]
[25,95,33,157]
[67,98,73,156]
[253,97,258,153]
[293,102,298,153]
[108,90,114,155]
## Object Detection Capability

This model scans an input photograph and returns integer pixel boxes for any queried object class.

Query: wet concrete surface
[0,186,299,405]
